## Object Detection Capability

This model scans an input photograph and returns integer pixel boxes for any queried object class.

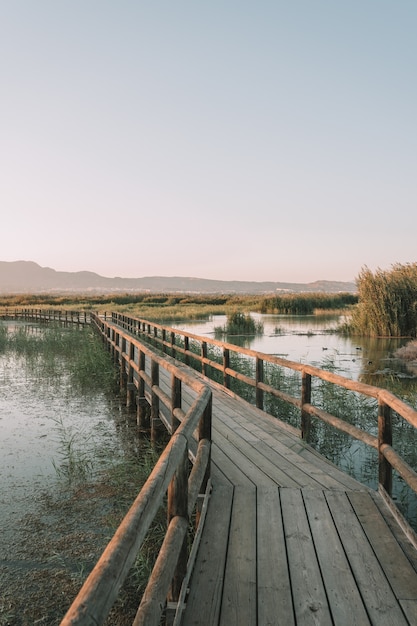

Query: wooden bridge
[3,309,417,624]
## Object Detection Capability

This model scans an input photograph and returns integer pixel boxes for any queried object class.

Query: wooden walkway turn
[156,364,417,626]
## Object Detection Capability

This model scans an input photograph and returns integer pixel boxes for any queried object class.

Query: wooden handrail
[3,307,417,619]
[110,312,417,503]
[60,314,212,626]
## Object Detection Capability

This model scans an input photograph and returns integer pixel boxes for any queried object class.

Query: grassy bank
[0,291,358,321]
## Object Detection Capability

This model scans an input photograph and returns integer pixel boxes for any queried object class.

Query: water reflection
[173,313,413,389]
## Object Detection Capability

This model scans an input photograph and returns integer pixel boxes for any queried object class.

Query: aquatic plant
[350,263,417,337]
[214,311,264,336]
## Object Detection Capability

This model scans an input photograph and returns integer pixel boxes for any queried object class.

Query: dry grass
[395,341,417,362]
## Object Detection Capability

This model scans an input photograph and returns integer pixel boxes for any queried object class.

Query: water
[0,324,129,557]
[172,313,415,392]
[1,315,416,533]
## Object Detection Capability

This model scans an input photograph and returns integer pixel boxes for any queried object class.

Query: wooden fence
[0,307,90,325]
[2,307,417,620]
[111,312,417,509]
[60,314,212,626]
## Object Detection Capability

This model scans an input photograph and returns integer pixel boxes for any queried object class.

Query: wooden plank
[219,485,257,626]
[211,442,257,488]
[217,405,362,490]
[302,489,370,624]
[280,488,333,626]
[370,490,417,572]
[182,484,234,626]
[213,391,366,490]
[214,405,322,487]
[213,417,301,488]
[257,487,295,625]
[348,490,417,624]
[325,490,409,625]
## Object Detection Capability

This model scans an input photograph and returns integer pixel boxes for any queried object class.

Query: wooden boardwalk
[50,311,417,626]
[155,366,417,626]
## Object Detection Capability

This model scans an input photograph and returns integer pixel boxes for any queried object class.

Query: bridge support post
[119,337,127,391]
[151,359,164,444]
[301,372,312,440]
[126,341,136,412]
[172,375,181,433]
[378,399,393,495]
[223,348,230,389]
[167,445,188,605]
[137,351,150,432]
[256,357,264,410]
[201,342,207,377]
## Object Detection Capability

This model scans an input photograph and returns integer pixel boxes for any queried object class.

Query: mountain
[0,261,357,294]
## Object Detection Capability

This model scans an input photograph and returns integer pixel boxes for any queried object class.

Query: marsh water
[1,315,417,539]
[0,322,133,559]
[172,312,415,388]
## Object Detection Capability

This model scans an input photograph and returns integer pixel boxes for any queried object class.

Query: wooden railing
[0,307,90,325]
[60,314,212,626]
[3,307,417,616]
[111,312,417,508]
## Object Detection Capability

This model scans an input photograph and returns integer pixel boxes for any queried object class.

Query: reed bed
[350,263,417,337]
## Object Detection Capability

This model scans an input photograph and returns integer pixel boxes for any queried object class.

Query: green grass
[214,311,264,337]
[0,291,358,321]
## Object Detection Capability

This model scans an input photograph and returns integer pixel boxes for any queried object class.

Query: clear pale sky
[1,2,416,283]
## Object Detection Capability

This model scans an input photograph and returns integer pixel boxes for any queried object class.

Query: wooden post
[201,342,207,377]
[151,359,160,444]
[126,341,136,411]
[301,371,312,440]
[137,351,149,431]
[223,348,230,389]
[162,329,167,353]
[119,337,127,390]
[167,444,188,604]
[172,375,181,434]
[199,391,212,496]
[184,336,190,366]
[170,331,176,358]
[378,398,393,495]
[256,357,264,410]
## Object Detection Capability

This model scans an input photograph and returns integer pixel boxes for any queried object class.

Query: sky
[1,1,416,284]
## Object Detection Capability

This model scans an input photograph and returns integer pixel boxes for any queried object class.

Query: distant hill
[0,261,357,295]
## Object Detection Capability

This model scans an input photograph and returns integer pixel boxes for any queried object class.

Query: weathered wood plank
[217,404,363,490]
[213,417,301,487]
[257,487,295,625]
[326,490,409,625]
[211,442,257,488]
[302,489,370,624]
[219,485,257,626]
[182,484,234,626]
[348,490,417,624]
[212,391,366,490]
[280,488,333,626]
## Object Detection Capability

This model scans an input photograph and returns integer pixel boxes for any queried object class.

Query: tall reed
[350,263,417,337]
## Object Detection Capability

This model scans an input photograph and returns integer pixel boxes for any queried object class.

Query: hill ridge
[0,261,357,294]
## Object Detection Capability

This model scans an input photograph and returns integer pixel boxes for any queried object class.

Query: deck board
[183,381,417,625]
[119,330,417,625]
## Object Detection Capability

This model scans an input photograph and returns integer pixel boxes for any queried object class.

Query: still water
[172,313,414,392]
[0,325,129,557]
[1,316,416,536]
